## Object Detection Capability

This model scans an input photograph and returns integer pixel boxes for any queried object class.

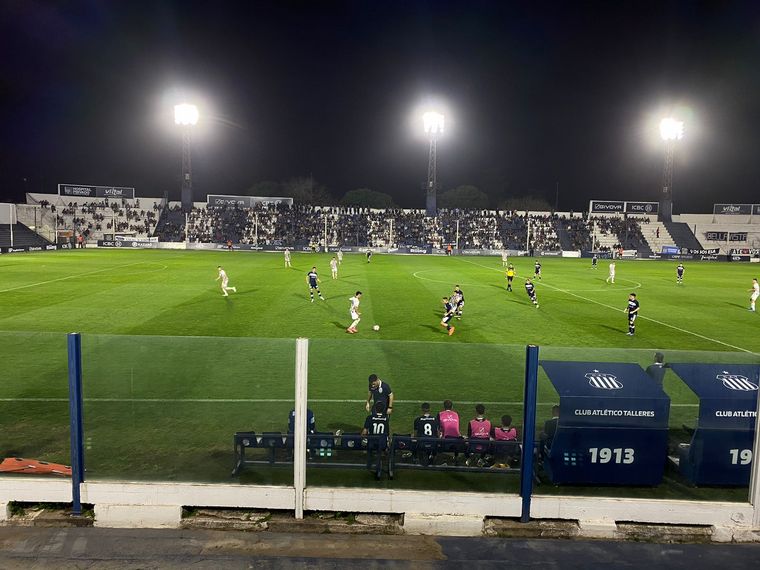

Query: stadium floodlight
[174,103,199,126]
[659,117,684,223]
[174,103,198,212]
[423,110,445,217]
[659,117,684,141]
[423,111,445,136]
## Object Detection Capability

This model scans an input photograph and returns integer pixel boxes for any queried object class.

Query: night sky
[2,0,760,211]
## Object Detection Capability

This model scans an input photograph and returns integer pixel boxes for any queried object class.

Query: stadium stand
[0,223,52,248]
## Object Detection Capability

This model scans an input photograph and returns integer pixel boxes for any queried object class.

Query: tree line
[245,178,552,211]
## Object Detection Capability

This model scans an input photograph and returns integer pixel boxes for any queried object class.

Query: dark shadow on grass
[419,324,444,333]
[331,321,348,330]
[725,302,748,310]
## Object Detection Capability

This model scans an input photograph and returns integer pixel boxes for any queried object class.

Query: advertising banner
[589,200,625,214]
[705,231,728,241]
[729,232,748,242]
[207,195,294,208]
[97,240,159,249]
[713,204,752,216]
[624,201,659,214]
[59,184,135,199]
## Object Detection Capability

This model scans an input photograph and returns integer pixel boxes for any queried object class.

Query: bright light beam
[174,103,199,126]
[423,111,445,136]
[659,117,684,141]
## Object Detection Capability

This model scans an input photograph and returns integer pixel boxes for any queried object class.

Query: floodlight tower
[659,117,684,222]
[423,111,444,217]
[175,103,199,213]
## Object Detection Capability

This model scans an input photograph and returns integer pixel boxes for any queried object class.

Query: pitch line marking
[411,269,493,288]
[0,260,169,294]
[457,258,757,354]
[0,397,699,407]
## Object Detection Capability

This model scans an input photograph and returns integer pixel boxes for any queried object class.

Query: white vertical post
[255,213,259,245]
[525,217,530,253]
[456,219,460,250]
[293,337,309,519]
[324,215,328,249]
[185,212,189,244]
[749,375,760,526]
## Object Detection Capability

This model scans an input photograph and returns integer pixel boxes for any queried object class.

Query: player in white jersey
[337,250,343,265]
[749,278,759,311]
[501,251,509,267]
[606,261,616,284]
[347,291,363,334]
[216,266,237,296]
[284,248,291,267]
[330,256,338,279]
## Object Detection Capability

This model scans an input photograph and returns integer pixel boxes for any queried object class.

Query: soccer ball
[373,325,380,331]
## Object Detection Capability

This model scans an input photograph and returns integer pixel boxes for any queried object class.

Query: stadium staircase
[640,222,676,254]
[664,222,703,250]
[556,227,574,250]
[0,223,53,248]
[155,208,186,242]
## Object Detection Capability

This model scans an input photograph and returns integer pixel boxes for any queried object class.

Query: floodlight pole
[180,128,193,214]
[426,135,438,217]
[660,140,675,223]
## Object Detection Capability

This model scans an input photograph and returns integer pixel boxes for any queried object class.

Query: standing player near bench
[306,266,325,302]
[676,263,685,285]
[625,292,640,336]
[216,266,237,297]
[365,374,393,415]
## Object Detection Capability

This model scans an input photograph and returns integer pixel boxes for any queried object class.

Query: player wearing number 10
[362,401,390,450]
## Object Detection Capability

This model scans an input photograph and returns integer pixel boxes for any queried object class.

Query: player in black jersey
[413,402,440,466]
[452,285,465,319]
[362,401,389,451]
[676,263,685,285]
[625,293,640,336]
[440,296,456,336]
[525,278,539,308]
[306,267,325,302]
[534,260,542,280]
[592,254,598,269]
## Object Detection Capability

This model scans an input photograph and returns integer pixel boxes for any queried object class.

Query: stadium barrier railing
[2,333,760,535]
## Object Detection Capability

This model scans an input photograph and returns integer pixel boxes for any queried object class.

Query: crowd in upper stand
[35,195,651,251]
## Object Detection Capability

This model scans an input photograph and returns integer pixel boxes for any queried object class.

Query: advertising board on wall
[58,184,135,199]
[589,200,659,215]
[713,204,754,216]
[207,195,294,208]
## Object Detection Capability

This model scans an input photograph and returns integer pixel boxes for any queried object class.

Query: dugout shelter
[669,363,759,486]
[540,361,670,485]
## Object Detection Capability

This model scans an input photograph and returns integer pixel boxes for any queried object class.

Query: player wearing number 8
[414,402,440,465]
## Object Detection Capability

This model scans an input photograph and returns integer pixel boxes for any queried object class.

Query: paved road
[0,527,758,568]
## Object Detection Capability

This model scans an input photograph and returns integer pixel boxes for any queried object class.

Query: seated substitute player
[347,291,362,333]
[216,266,237,297]
[466,404,492,466]
[365,374,393,415]
[361,401,390,451]
[438,400,461,438]
[505,263,515,292]
[676,263,685,284]
[440,296,456,336]
[452,285,465,319]
[524,278,539,308]
[288,408,316,435]
[492,414,519,467]
[540,405,560,456]
[534,260,542,280]
[625,292,640,336]
[413,402,440,466]
[306,266,325,302]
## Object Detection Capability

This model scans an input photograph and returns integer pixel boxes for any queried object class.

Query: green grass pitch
[1,249,758,500]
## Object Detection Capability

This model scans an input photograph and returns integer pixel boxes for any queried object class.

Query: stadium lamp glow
[174,103,199,126]
[659,118,684,141]
[423,111,445,136]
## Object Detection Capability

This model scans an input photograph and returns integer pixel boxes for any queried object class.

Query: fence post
[293,338,309,519]
[67,332,85,516]
[519,344,539,522]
